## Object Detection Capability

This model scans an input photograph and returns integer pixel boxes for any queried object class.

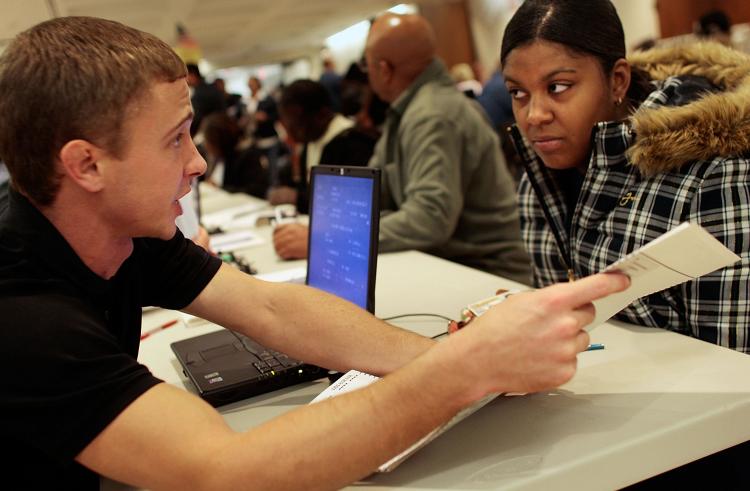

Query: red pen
[140,319,179,340]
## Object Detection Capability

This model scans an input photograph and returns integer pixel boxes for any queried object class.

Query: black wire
[380,313,453,322]
[379,313,452,340]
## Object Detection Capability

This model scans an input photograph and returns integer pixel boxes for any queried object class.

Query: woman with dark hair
[502,0,750,354]
[201,112,269,198]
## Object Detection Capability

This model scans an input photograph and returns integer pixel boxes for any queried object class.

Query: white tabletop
[125,186,750,490]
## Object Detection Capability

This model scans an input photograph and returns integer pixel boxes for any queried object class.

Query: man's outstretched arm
[78,272,628,490]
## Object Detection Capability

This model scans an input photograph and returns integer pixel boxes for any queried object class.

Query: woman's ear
[58,139,106,193]
[611,58,631,104]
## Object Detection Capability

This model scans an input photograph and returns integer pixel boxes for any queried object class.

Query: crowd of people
[1,0,749,489]
[187,59,388,202]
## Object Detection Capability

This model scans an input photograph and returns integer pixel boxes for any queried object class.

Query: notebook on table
[171,165,381,407]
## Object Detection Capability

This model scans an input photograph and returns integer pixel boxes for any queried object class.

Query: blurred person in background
[186,63,225,137]
[319,55,343,112]
[272,80,377,259]
[276,13,532,284]
[246,76,283,190]
[694,9,732,46]
[201,112,269,199]
[477,66,523,184]
[213,77,245,122]
[340,60,389,139]
[271,79,376,212]
[450,62,482,98]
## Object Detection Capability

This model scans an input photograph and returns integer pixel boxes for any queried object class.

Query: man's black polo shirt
[0,188,221,489]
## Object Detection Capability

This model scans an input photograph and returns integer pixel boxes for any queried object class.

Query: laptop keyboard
[232,332,300,374]
[172,328,327,407]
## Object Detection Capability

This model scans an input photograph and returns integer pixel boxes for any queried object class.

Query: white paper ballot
[201,202,267,229]
[311,370,499,473]
[208,230,264,251]
[310,370,379,402]
[255,267,307,284]
[590,222,740,329]
[175,188,200,239]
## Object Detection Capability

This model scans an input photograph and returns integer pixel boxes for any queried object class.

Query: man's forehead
[126,79,191,125]
[150,78,190,104]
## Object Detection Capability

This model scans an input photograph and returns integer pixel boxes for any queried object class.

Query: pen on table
[140,319,179,340]
[232,209,258,220]
[585,343,605,351]
[274,206,290,226]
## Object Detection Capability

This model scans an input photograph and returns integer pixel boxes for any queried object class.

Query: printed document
[590,222,740,328]
[310,370,500,473]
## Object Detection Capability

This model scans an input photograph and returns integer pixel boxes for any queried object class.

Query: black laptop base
[172,165,380,407]
[171,330,326,407]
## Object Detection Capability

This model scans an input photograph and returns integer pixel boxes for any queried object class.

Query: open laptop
[171,165,381,407]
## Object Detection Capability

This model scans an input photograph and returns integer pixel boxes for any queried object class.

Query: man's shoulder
[0,291,91,317]
[406,81,490,125]
[410,78,463,106]
[0,292,102,349]
[400,86,497,147]
[0,237,57,297]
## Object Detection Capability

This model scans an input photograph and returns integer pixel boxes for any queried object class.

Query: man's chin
[149,225,179,241]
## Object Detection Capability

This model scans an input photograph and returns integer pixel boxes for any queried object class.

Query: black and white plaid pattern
[514,76,750,353]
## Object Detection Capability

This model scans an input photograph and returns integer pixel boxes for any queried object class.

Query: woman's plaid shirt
[514,77,750,353]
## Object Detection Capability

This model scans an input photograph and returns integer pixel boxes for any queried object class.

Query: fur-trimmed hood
[627,42,750,175]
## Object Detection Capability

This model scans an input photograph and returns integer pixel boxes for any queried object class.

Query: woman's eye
[549,83,571,94]
[508,88,528,100]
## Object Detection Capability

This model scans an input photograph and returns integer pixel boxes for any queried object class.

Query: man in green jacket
[275,13,531,284]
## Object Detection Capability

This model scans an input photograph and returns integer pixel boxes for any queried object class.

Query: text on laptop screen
[307,173,374,309]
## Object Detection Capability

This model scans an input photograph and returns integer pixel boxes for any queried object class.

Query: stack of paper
[310,370,500,473]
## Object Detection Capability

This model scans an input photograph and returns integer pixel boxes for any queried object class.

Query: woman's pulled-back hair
[500,0,651,105]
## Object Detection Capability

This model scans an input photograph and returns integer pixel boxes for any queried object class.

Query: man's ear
[379,59,394,83]
[58,140,106,193]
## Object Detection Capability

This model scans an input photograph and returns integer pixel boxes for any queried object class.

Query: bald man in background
[274,13,531,283]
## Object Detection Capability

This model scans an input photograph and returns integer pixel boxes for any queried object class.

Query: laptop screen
[306,166,380,313]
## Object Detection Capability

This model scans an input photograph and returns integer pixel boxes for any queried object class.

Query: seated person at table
[501,0,750,353]
[275,14,532,284]
[0,16,628,490]
[270,79,376,213]
[201,112,269,198]
[186,63,225,138]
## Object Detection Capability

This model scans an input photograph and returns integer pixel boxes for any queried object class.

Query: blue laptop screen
[307,173,374,309]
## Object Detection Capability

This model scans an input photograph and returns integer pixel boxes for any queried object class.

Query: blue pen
[585,343,605,351]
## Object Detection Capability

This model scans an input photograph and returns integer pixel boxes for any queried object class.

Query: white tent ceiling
[0,0,431,68]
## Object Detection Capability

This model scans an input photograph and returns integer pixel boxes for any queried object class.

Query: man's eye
[172,132,184,148]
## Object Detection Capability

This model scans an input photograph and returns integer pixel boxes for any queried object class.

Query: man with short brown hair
[0,16,627,490]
